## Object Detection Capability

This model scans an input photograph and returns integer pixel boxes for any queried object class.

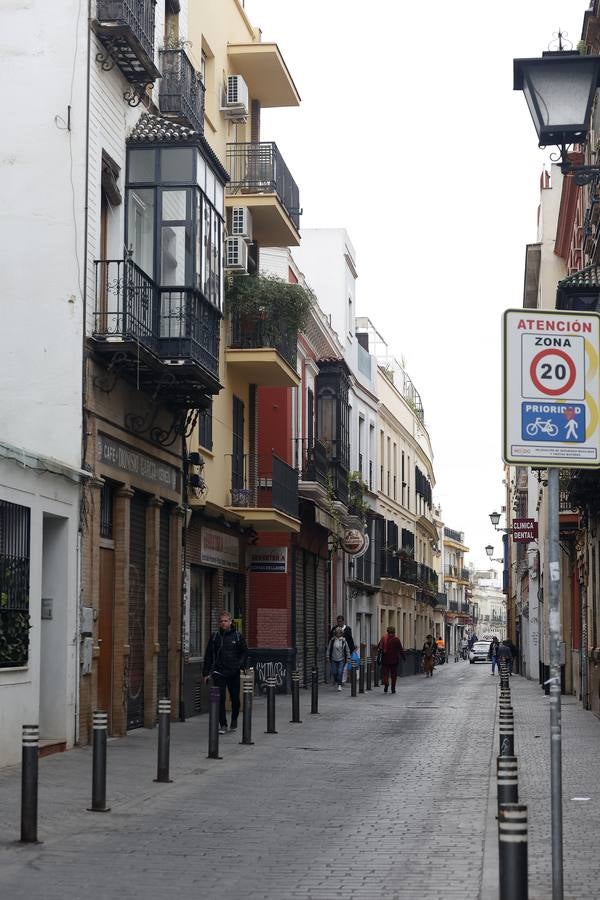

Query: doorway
[40,515,69,745]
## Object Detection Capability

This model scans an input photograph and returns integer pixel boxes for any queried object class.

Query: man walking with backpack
[203,610,248,734]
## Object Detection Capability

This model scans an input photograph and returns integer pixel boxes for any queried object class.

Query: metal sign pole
[547,467,563,900]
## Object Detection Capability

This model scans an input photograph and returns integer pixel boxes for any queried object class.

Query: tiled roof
[559,265,600,289]
[128,112,197,143]
[127,113,229,183]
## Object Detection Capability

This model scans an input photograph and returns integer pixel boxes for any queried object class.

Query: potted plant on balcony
[225,275,313,361]
[347,471,369,524]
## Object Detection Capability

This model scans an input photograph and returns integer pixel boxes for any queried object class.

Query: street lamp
[514,45,600,184]
[489,510,510,532]
[485,544,504,564]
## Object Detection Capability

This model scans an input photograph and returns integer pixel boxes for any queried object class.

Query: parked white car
[469,640,492,664]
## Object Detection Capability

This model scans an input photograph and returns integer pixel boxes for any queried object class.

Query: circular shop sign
[529,348,576,397]
[340,528,368,556]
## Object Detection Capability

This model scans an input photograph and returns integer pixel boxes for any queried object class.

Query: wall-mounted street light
[489,510,510,532]
[485,544,504,564]
[514,43,600,185]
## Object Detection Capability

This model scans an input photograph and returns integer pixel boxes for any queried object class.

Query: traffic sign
[503,310,600,467]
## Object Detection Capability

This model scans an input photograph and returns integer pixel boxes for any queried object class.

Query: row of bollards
[496,660,528,900]
[17,656,400,843]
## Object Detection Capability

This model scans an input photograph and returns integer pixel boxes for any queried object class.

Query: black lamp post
[514,48,600,184]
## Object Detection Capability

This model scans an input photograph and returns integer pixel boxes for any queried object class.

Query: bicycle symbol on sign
[525,418,559,437]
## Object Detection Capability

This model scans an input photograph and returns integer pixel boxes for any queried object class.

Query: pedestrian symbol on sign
[564,407,579,441]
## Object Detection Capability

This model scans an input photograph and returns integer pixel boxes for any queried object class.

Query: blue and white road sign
[521,402,585,443]
[503,310,600,467]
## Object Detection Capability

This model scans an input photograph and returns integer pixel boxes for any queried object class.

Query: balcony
[227,43,300,109]
[93,0,161,87]
[448,599,459,612]
[299,441,329,503]
[226,142,301,247]
[227,453,300,533]
[459,568,471,583]
[159,48,205,134]
[226,300,301,388]
[444,563,459,579]
[91,259,221,405]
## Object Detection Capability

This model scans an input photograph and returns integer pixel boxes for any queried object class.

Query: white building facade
[0,0,89,765]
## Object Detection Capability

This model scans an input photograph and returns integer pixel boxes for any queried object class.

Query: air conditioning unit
[221,74,249,120]
[225,236,248,272]
[231,207,253,242]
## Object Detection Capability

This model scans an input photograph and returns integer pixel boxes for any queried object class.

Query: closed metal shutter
[315,556,327,677]
[128,493,146,729]
[304,551,316,678]
[157,505,170,700]
[295,554,305,685]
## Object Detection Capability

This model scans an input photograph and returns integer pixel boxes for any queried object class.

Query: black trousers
[212,671,241,726]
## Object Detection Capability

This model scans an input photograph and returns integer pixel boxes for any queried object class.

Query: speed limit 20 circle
[529,348,577,396]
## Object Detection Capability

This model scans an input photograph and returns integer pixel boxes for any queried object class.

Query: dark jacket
[378,634,406,666]
[329,623,355,653]
[497,643,512,660]
[488,640,500,660]
[202,626,248,677]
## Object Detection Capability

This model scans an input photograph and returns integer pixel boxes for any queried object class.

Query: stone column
[112,486,133,736]
[144,497,163,728]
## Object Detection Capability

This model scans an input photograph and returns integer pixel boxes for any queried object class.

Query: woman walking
[377,626,406,693]
[327,627,351,691]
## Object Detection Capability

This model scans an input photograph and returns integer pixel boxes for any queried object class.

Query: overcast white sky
[247,0,584,571]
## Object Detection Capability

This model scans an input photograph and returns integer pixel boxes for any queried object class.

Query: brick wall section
[256,608,289,647]
[144,498,162,728]
[79,476,103,744]
[112,487,133,735]
[168,506,183,721]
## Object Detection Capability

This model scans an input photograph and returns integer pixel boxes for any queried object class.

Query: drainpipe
[581,580,588,709]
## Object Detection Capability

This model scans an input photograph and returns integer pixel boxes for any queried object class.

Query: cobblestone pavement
[0,662,599,899]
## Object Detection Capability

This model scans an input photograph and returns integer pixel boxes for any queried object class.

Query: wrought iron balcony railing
[228,305,297,370]
[159,47,205,133]
[93,258,155,349]
[94,0,159,86]
[444,563,458,577]
[230,453,299,521]
[444,527,464,544]
[302,441,329,489]
[448,599,459,612]
[226,142,301,230]
[93,260,220,381]
[159,289,219,376]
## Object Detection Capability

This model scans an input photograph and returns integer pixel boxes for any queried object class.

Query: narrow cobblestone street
[1,663,600,900]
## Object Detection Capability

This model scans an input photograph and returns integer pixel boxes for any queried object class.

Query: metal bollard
[499,716,515,757]
[20,725,39,842]
[154,699,172,783]
[373,659,379,687]
[498,803,528,900]
[290,671,302,723]
[366,658,372,691]
[350,664,357,697]
[497,756,519,808]
[310,667,319,714]
[265,676,278,734]
[358,660,365,693]
[240,673,254,745]
[207,687,222,759]
[88,711,110,812]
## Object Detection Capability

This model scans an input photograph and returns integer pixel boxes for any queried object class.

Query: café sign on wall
[200,527,239,571]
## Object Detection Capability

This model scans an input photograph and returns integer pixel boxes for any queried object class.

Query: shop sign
[249,547,287,573]
[512,518,538,543]
[340,528,367,555]
[200,527,239,571]
[97,434,179,492]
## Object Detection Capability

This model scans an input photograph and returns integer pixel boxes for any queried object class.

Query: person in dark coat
[377,626,406,694]
[203,610,248,733]
[487,636,500,675]
[329,615,356,652]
